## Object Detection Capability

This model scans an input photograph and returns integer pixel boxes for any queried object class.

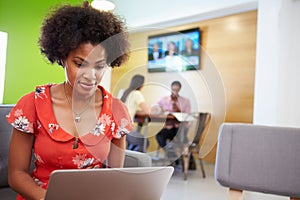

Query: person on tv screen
[164,42,183,72]
[148,43,163,61]
[180,38,200,70]
[180,38,199,57]
[6,2,133,200]
[164,41,178,56]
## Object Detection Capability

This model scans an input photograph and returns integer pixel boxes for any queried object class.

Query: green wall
[0,0,90,103]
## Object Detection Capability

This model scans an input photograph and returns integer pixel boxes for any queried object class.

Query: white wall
[100,68,111,91]
[0,31,8,104]
[254,0,300,127]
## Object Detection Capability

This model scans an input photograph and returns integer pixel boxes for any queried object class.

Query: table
[134,113,194,153]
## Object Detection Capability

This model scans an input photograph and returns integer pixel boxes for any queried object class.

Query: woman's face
[168,42,176,51]
[63,42,108,96]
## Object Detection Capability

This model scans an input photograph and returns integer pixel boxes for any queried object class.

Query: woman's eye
[96,64,107,70]
[75,62,84,67]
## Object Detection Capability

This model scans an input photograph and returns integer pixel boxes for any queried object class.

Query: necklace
[63,82,93,123]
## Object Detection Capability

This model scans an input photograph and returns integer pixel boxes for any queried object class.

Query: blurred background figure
[180,38,199,57]
[164,42,182,71]
[121,74,150,152]
[154,81,196,169]
[165,41,178,57]
[148,43,163,61]
[155,81,191,149]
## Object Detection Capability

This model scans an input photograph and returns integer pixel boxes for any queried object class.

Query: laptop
[45,166,174,200]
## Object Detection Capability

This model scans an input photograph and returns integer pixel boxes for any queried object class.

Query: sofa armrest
[124,150,152,167]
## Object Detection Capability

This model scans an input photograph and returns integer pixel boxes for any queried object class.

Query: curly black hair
[39,1,130,67]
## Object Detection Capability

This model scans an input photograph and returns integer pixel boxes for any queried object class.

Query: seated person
[155,81,191,149]
[121,74,150,152]
[6,3,133,200]
[155,81,196,168]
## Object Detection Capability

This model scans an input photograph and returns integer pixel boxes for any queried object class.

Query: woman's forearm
[9,170,46,200]
[107,136,126,168]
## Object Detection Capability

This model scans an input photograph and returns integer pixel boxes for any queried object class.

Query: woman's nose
[82,68,96,79]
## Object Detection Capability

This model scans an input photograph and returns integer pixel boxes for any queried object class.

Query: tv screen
[148,28,201,73]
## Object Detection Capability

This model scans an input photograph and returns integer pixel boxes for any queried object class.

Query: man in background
[154,81,196,169]
[155,81,191,149]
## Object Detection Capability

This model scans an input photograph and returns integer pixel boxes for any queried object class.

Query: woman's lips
[78,81,95,90]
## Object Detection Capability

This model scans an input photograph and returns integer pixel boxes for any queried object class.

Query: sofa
[215,123,300,199]
[0,104,152,199]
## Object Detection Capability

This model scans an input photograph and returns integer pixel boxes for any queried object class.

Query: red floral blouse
[6,84,133,200]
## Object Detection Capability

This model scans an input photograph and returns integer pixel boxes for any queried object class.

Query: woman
[121,74,150,152]
[164,41,183,72]
[6,2,132,200]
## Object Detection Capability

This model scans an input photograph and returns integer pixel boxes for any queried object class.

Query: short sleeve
[182,97,191,113]
[134,91,145,106]
[6,92,37,134]
[111,98,134,139]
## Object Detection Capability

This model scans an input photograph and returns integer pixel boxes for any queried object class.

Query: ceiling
[112,0,258,29]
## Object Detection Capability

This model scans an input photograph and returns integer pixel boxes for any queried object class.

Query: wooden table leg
[228,188,243,200]
[182,146,190,180]
[143,117,149,153]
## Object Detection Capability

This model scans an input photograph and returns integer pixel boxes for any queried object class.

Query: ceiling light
[91,0,115,11]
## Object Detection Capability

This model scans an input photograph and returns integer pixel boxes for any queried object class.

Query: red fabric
[7,84,133,200]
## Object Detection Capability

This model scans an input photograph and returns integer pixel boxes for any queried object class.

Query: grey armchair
[0,104,151,200]
[215,123,300,200]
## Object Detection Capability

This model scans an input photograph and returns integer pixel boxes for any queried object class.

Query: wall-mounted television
[147,28,201,73]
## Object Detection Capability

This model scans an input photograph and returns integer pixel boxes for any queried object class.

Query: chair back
[191,112,210,145]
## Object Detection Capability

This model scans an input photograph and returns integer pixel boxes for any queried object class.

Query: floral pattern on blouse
[12,115,34,133]
[35,85,48,99]
[72,154,95,169]
[99,113,112,127]
[90,121,105,136]
[90,113,114,136]
[34,153,45,164]
[48,123,59,134]
[33,177,46,188]
[115,118,130,138]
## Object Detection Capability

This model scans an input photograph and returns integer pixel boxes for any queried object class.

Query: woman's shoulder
[98,85,112,98]
[14,84,54,106]
[160,95,170,101]
[132,90,143,95]
[179,95,190,103]
[129,90,144,100]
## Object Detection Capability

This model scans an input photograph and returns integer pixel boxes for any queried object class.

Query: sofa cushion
[0,104,14,188]
[124,150,152,167]
[0,187,17,199]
